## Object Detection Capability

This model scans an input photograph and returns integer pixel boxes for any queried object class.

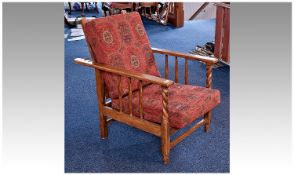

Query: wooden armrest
[74,58,174,87]
[151,47,218,64]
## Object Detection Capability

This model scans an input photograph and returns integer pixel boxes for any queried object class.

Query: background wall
[184,2,216,21]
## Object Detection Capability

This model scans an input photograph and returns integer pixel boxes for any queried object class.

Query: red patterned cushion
[112,83,221,129]
[82,12,160,99]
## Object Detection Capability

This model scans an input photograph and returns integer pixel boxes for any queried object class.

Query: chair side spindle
[138,80,143,119]
[118,75,122,112]
[165,54,169,79]
[128,77,133,116]
[206,64,212,88]
[185,59,189,84]
[175,56,178,83]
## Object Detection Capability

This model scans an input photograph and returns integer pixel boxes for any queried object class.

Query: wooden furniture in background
[139,2,159,20]
[167,2,184,27]
[75,12,220,165]
[214,2,230,64]
[102,2,184,27]
[102,2,134,16]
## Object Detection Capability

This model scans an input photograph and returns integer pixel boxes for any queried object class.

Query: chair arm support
[151,47,218,64]
[74,58,175,87]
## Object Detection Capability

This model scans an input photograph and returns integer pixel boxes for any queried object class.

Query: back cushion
[82,12,161,99]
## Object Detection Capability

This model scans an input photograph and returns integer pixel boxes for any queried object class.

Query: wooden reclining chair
[74,12,220,165]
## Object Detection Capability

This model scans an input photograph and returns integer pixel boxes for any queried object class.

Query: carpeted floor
[65,9,229,173]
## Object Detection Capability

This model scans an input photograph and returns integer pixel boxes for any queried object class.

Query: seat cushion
[82,12,161,99]
[112,83,221,129]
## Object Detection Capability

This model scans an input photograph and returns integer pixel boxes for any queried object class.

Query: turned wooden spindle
[118,75,122,112]
[185,59,188,85]
[128,77,133,116]
[204,63,213,132]
[165,54,169,79]
[175,56,178,83]
[206,64,212,88]
[138,80,143,119]
[161,87,170,165]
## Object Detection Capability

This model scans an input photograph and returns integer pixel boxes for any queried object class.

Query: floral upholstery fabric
[112,83,221,129]
[82,12,160,99]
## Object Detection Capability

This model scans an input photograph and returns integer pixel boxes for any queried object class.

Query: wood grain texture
[128,77,133,117]
[206,64,212,88]
[161,87,170,165]
[214,3,230,64]
[171,119,205,148]
[103,106,162,137]
[214,6,224,59]
[118,76,122,112]
[204,111,211,132]
[95,69,108,139]
[167,3,184,27]
[175,56,178,83]
[222,8,230,63]
[138,80,143,119]
[74,58,174,87]
[165,54,169,79]
[152,47,218,64]
[104,82,110,104]
[185,59,189,85]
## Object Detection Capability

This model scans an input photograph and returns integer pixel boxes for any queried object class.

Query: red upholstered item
[82,12,160,99]
[112,83,221,129]
[82,12,221,129]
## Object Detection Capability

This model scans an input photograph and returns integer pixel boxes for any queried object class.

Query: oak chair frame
[75,19,218,165]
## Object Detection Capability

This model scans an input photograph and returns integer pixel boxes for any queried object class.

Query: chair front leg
[95,69,108,139]
[99,112,108,138]
[161,87,170,165]
[204,64,213,132]
[204,111,211,132]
